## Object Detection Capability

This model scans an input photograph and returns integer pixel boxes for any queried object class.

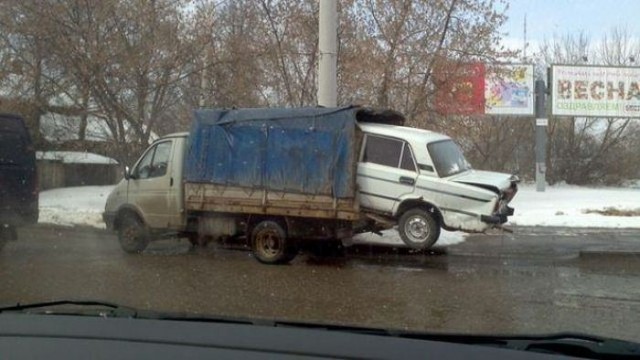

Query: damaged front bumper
[481,179,518,225]
[480,205,514,225]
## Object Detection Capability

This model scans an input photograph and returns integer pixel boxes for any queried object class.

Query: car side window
[400,143,417,172]
[135,141,172,179]
[362,135,403,168]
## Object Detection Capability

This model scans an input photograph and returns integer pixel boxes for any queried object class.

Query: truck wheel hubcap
[256,230,281,257]
[405,216,429,242]
[122,227,139,246]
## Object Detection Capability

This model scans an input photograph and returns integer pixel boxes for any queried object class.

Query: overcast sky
[500,0,640,52]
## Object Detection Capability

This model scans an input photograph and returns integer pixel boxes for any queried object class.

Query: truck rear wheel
[398,208,440,250]
[118,214,150,254]
[251,220,296,264]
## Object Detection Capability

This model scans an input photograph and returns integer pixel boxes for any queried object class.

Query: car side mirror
[124,166,132,180]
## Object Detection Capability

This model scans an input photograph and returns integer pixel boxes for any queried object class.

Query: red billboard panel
[433,63,486,115]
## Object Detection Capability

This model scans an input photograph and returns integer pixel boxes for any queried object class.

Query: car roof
[357,122,450,144]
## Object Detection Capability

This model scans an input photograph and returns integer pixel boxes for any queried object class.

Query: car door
[357,134,418,215]
[127,140,176,229]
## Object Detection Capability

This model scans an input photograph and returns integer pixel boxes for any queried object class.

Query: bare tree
[1,0,211,163]
[340,0,511,122]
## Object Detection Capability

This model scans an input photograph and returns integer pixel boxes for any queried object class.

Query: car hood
[449,170,513,192]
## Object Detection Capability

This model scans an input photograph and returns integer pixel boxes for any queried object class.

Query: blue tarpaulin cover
[185,106,359,198]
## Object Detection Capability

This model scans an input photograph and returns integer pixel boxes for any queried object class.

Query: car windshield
[427,140,472,177]
[2,0,640,351]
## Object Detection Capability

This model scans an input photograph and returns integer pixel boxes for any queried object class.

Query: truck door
[127,139,182,229]
[357,134,418,215]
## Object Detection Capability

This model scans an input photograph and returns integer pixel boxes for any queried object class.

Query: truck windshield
[427,140,472,177]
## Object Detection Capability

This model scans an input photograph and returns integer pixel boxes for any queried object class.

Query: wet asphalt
[1,225,639,343]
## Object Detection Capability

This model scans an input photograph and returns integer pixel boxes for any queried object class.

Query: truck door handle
[170,177,174,187]
[399,176,415,186]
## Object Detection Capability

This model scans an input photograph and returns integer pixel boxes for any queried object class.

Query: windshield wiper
[0,300,138,318]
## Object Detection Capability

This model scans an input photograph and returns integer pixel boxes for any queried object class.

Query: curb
[579,249,640,259]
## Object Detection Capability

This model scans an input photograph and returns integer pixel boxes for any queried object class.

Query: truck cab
[103,132,189,253]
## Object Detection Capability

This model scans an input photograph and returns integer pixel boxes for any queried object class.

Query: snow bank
[351,229,466,248]
[39,186,115,228]
[37,151,118,165]
[509,184,640,228]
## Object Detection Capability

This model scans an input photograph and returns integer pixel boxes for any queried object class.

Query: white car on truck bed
[356,122,517,249]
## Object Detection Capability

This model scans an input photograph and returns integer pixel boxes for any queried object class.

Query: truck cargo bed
[185,183,361,220]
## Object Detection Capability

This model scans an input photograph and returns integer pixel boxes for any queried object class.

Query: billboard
[434,63,534,116]
[485,64,534,115]
[433,63,485,115]
[551,65,640,118]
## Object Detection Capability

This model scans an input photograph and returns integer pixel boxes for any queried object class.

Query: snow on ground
[351,229,466,247]
[509,183,640,228]
[36,151,118,165]
[37,183,640,247]
[39,186,115,228]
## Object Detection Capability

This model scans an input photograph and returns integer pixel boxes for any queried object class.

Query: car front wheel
[398,208,440,250]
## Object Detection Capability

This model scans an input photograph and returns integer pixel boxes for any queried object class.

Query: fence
[37,160,121,190]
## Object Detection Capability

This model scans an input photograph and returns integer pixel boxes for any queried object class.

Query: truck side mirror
[124,166,131,180]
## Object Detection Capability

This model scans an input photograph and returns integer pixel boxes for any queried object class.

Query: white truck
[104,107,518,264]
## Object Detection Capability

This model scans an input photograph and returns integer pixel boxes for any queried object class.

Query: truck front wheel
[398,208,440,250]
[118,214,150,254]
[251,220,296,264]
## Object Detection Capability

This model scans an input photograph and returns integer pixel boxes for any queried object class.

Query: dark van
[0,113,38,245]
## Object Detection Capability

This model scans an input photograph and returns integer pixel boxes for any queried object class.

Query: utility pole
[199,53,207,108]
[535,79,547,192]
[523,14,527,61]
[318,0,337,107]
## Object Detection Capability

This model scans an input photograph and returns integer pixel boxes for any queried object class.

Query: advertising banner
[434,63,534,116]
[433,63,486,116]
[485,64,534,115]
[551,65,640,118]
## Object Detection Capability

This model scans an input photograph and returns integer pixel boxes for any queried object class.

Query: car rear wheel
[250,220,296,264]
[118,214,150,254]
[398,208,440,250]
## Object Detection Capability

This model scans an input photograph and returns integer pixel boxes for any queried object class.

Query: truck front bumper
[103,212,116,231]
[0,205,38,227]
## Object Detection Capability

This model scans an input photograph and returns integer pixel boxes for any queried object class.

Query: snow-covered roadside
[37,183,640,247]
[39,186,115,229]
[351,229,466,247]
[509,184,640,228]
